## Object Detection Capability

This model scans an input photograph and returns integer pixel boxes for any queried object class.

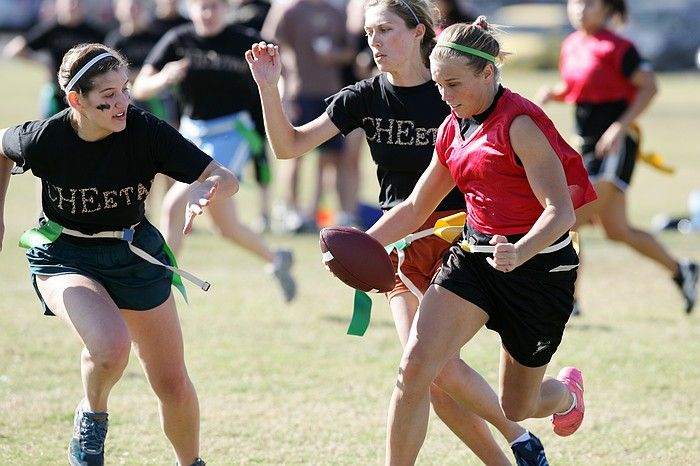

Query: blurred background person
[132,0,297,303]
[105,0,162,110]
[262,0,357,233]
[2,0,105,118]
[150,0,191,37]
[230,0,271,32]
[537,0,698,315]
[230,0,275,233]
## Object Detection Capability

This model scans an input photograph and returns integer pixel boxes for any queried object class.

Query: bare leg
[596,183,678,272]
[498,349,572,421]
[123,295,200,466]
[160,182,275,264]
[36,274,131,413]
[390,292,511,466]
[435,357,527,443]
[577,181,678,272]
[386,285,490,466]
[159,181,190,256]
[281,157,302,213]
[312,152,338,223]
[207,197,275,263]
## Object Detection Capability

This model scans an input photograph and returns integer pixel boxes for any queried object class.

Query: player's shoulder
[28,109,71,137]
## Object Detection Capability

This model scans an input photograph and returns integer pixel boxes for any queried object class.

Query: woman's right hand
[245,41,282,90]
[535,85,554,105]
[160,58,189,86]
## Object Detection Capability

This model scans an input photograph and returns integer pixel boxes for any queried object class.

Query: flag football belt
[458,234,572,254]
[386,213,572,301]
[385,212,466,301]
[19,220,210,300]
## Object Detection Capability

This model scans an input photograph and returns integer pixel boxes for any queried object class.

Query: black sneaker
[511,432,549,466]
[177,458,206,466]
[674,260,698,313]
[68,401,108,466]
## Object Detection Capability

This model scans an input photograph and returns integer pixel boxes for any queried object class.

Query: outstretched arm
[366,154,456,246]
[535,80,569,106]
[0,128,12,251]
[131,61,189,101]
[183,160,239,235]
[595,67,657,156]
[245,41,340,159]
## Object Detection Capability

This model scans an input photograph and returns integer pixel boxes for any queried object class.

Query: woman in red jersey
[366,18,597,465]
[538,0,698,315]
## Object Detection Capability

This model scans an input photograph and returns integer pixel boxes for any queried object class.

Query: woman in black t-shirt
[0,43,237,466]
[105,0,169,116]
[247,0,546,464]
[132,0,296,303]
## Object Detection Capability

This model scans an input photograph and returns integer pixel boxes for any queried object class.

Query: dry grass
[0,61,698,465]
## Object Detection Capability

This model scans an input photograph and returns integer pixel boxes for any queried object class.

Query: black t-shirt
[149,15,191,38]
[145,24,262,120]
[104,29,163,69]
[2,106,212,233]
[24,21,105,79]
[325,73,465,211]
[229,0,271,32]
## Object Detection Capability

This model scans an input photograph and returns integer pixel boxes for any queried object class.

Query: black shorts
[582,134,638,191]
[26,219,174,316]
[432,225,578,367]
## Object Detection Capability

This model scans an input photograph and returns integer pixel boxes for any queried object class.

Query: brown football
[319,226,395,293]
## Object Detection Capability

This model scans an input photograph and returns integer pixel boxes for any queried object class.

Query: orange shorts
[387,209,463,300]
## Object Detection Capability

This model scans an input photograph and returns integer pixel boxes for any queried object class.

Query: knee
[150,368,194,402]
[602,223,629,242]
[432,363,461,395]
[86,335,130,375]
[500,395,533,422]
[428,383,453,414]
[397,355,435,394]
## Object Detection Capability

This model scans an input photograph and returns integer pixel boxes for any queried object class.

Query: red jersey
[559,29,638,104]
[435,88,596,236]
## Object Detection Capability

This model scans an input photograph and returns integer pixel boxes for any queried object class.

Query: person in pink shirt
[538,0,698,315]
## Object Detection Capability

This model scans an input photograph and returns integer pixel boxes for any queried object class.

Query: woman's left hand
[183,181,218,235]
[595,121,626,158]
[486,235,519,273]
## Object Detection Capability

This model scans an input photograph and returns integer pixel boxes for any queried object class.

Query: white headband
[398,0,420,26]
[63,53,115,93]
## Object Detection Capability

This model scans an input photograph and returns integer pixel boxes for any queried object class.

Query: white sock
[556,392,577,416]
[509,431,531,447]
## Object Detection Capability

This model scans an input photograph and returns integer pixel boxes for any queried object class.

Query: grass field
[0,60,698,465]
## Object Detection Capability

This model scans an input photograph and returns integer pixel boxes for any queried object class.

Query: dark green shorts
[26,220,173,316]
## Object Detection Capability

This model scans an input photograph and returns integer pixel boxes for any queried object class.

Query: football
[319,226,395,293]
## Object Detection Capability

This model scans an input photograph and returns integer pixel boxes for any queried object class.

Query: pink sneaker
[551,366,585,436]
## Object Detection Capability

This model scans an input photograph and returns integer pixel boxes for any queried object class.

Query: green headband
[436,41,497,63]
